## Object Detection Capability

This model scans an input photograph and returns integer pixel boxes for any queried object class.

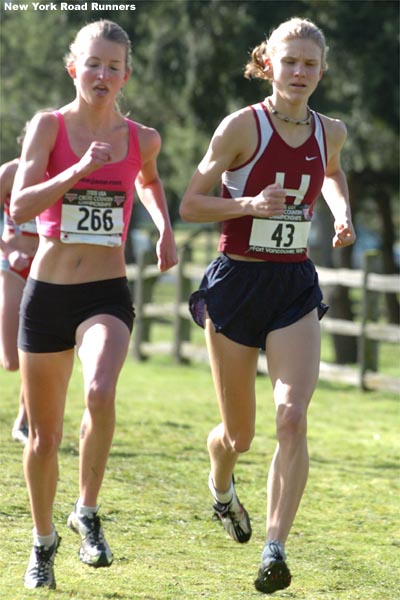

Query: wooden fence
[126,236,400,393]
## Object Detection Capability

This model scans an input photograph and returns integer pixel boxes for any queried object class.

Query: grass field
[0,352,399,600]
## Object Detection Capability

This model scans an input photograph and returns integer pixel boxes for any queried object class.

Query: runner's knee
[85,379,116,414]
[30,428,62,458]
[224,427,254,454]
[276,401,308,442]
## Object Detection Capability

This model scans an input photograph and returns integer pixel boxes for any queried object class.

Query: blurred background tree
[1,0,398,360]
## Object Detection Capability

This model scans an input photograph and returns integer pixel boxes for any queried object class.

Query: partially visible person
[180,17,355,595]
[11,19,177,590]
[0,121,39,445]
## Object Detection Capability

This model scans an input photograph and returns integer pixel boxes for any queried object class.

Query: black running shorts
[189,254,328,350]
[18,277,135,353]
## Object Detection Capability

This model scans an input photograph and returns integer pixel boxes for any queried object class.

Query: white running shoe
[12,424,29,445]
[67,510,113,568]
[209,474,252,544]
[24,532,61,589]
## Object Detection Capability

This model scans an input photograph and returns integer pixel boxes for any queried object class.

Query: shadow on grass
[311,453,399,473]
[160,420,192,429]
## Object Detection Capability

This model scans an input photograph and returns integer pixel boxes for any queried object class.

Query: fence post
[357,251,380,389]
[132,249,157,361]
[173,245,192,363]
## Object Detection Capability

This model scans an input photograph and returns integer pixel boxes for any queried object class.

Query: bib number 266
[77,207,114,232]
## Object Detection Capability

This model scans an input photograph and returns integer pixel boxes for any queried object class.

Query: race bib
[249,205,312,254]
[61,189,125,247]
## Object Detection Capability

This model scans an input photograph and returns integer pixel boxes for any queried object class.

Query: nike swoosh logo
[305,156,318,161]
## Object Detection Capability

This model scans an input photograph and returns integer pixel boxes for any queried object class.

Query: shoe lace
[28,546,54,582]
[267,541,284,561]
[213,500,244,524]
[84,515,106,548]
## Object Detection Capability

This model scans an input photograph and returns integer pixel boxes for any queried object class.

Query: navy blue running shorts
[189,254,328,350]
[18,276,135,353]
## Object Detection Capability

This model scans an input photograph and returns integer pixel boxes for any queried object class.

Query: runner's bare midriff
[29,236,126,284]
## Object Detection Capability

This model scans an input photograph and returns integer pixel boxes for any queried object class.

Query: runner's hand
[332,222,356,248]
[251,183,286,218]
[8,250,31,271]
[79,142,113,174]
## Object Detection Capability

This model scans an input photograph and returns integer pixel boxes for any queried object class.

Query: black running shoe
[67,510,113,568]
[254,541,291,594]
[24,532,61,589]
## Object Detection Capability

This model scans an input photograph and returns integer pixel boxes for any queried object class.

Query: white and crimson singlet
[1,187,38,281]
[3,192,37,236]
[218,102,327,262]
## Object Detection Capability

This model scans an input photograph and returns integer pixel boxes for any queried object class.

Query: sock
[208,473,244,513]
[75,498,98,518]
[33,527,56,548]
[208,473,233,503]
[262,540,286,562]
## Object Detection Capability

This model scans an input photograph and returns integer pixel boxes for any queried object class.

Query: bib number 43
[271,223,295,248]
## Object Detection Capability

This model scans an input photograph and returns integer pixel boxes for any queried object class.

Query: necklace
[265,97,312,126]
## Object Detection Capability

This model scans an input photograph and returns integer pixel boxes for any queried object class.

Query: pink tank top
[218,103,327,262]
[37,111,142,246]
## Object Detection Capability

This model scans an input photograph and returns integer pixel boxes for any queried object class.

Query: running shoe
[24,532,61,589]
[209,475,252,543]
[254,540,291,594]
[12,424,29,445]
[67,510,113,568]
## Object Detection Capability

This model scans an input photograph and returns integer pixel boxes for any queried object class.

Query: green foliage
[1,0,398,223]
[0,357,399,599]
[315,0,398,176]
[0,10,73,158]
